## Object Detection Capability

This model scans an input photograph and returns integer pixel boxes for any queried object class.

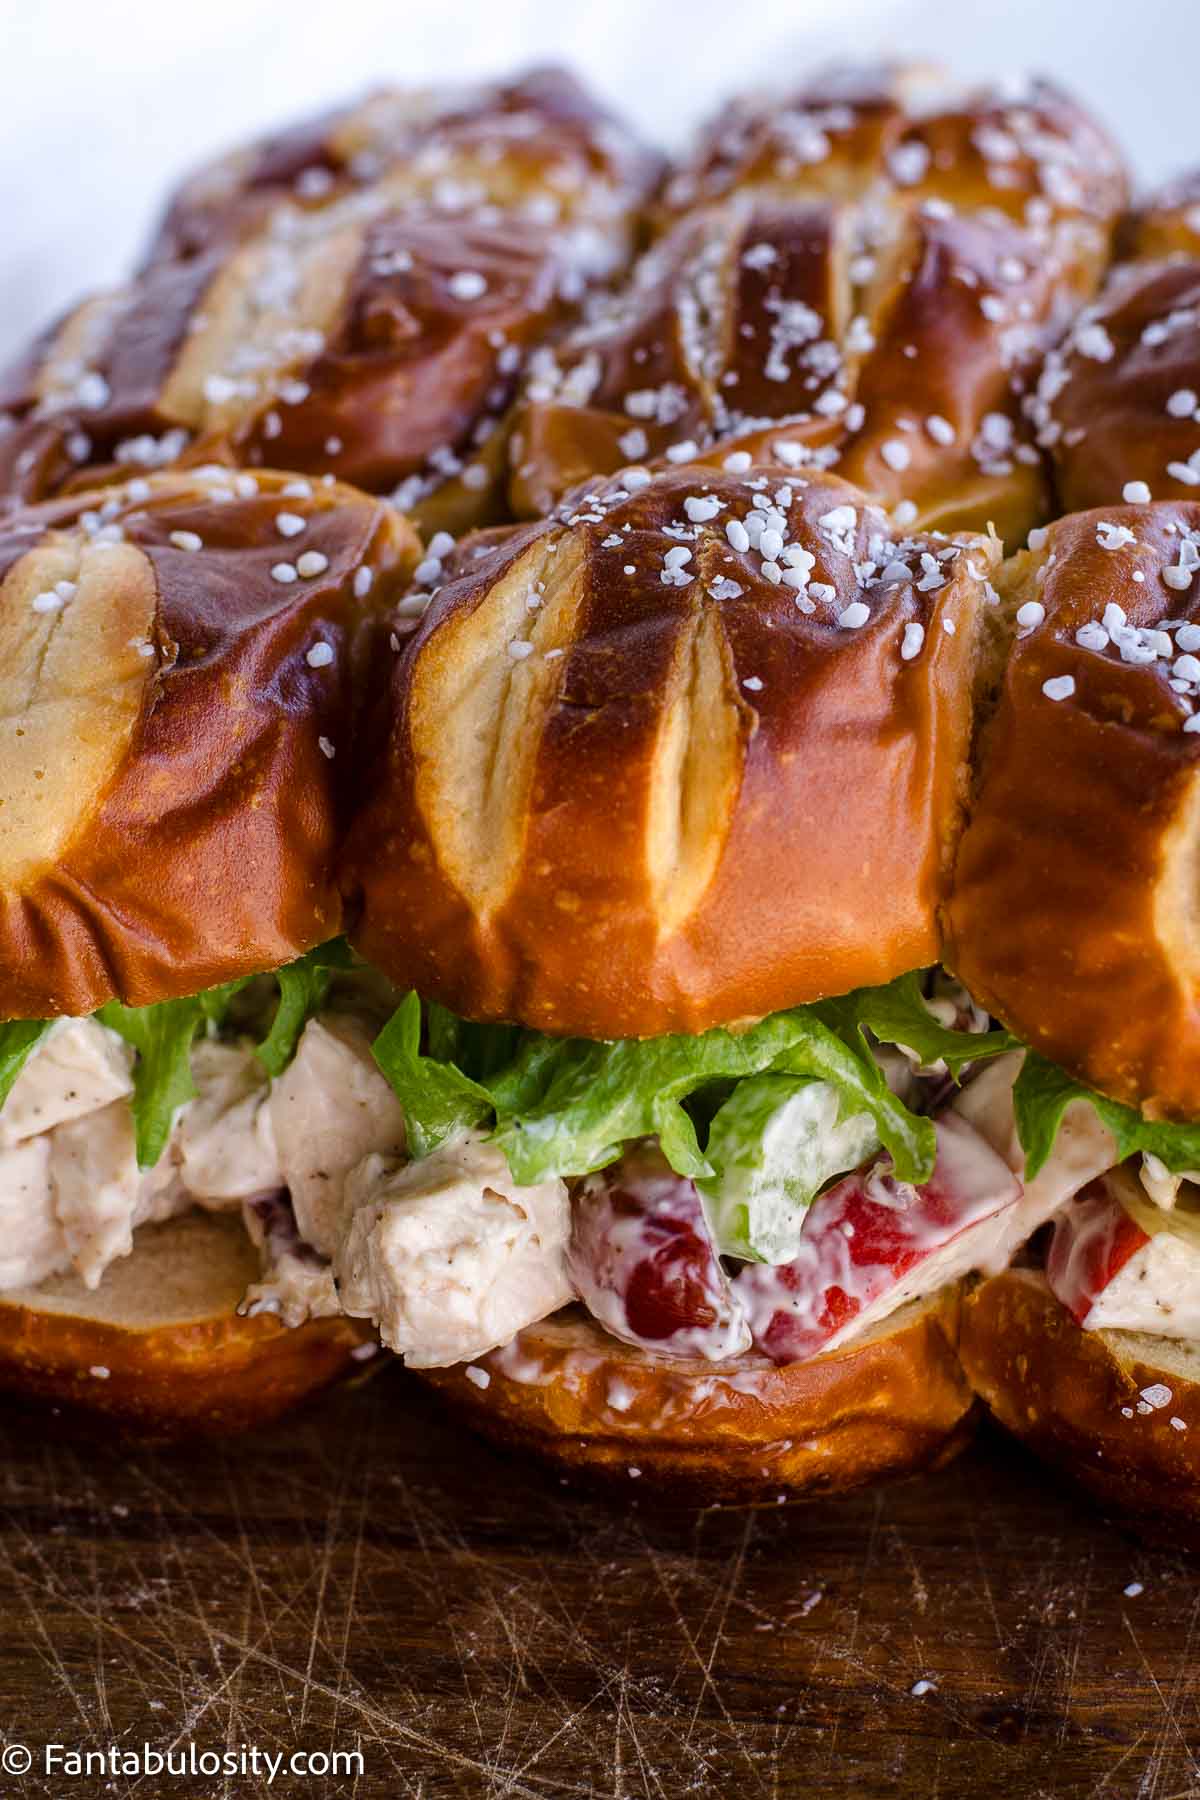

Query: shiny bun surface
[347,463,999,1038]
[0,466,417,1020]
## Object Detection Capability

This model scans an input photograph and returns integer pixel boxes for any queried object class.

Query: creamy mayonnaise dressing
[4,992,1200,1368]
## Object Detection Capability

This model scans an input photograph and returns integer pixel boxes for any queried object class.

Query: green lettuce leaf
[373,996,936,1187]
[256,939,355,1077]
[815,970,1019,1076]
[97,996,207,1169]
[699,1074,880,1261]
[1014,1051,1200,1180]
[0,1019,53,1108]
[372,993,494,1158]
[98,938,355,1168]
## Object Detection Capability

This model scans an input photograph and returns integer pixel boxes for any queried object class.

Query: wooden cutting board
[0,1365,1195,1798]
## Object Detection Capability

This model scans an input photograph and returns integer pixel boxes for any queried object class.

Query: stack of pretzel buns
[4,61,1200,1525]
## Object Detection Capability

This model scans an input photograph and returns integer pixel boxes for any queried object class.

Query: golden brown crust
[1032,259,1200,513]
[345,465,999,1038]
[1032,170,1200,512]
[0,213,573,534]
[0,467,418,1020]
[0,1211,372,1437]
[1123,170,1200,263]
[420,1292,976,1497]
[961,1270,1200,1530]
[944,503,1200,1119]
[657,64,1127,295]
[509,197,1057,539]
[141,66,664,273]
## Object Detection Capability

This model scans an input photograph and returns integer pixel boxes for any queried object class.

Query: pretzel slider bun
[944,502,1200,1119]
[0,466,418,1022]
[1032,178,1200,514]
[345,465,1001,1039]
[511,58,1134,539]
[961,1266,1200,1535]
[658,63,1127,297]
[0,213,573,537]
[142,66,663,275]
[510,198,1059,540]
[0,1211,371,1436]
[422,1291,976,1497]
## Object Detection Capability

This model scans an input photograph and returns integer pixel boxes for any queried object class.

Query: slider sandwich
[10,58,1200,1526]
[0,465,418,1428]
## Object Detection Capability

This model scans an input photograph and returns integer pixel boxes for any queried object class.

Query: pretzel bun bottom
[0,1211,370,1437]
[962,1271,1200,1533]
[420,1290,976,1498]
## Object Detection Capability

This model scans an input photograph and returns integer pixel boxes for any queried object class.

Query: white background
[0,0,1194,356]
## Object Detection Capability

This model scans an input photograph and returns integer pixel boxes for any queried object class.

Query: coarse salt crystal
[900,622,925,660]
[448,270,488,300]
[684,495,722,523]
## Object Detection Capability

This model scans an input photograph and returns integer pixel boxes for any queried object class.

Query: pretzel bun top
[509,196,1058,541]
[344,464,1000,1039]
[0,210,575,537]
[143,65,664,278]
[944,502,1200,1118]
[1125,170,1200,262]
[658,63,1127,295]
[1032,177,1200,512]
[0,466,417,1021]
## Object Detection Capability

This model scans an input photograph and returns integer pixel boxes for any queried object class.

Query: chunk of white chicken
[334,1132,573,1367]
[268,1015,405,1257]
[0,1137,66,1289]
[48,1100,186,1289]
[179,1040,282,1201]
[0,1018,132,1147]
[951,1050,1120,1270]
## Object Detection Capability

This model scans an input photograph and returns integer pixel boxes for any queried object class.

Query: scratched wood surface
[0,1367,1195,1800]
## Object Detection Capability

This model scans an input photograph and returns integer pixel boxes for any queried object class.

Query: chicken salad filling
[1,956,1199,1366]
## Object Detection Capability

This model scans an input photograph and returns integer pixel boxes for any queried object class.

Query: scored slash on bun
[508,59,1134,543]
[510,199,1062,542]
[0,1211,373,1436]
[420,1290,976,1497]
[961,1271,1200,1537]
[344,465,1001,1040]
[0,70,665,535]
[944,502,1200,1120]
[0,466,418,1021]
[0,215,572,537]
